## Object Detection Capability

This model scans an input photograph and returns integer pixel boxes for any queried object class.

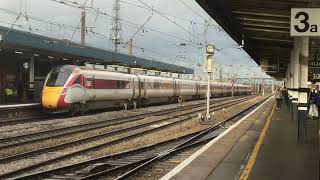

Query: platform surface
[162,98,319,180]
[246,107,318,180]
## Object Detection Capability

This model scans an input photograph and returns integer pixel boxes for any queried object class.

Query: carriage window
[46,65,75,87]
[145,82,151,89]
[154,82,160,89]
[117,81,127,89]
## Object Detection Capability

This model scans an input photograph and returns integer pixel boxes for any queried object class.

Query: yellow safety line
[239,103,276,180]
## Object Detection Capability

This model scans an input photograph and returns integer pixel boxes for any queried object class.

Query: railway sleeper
[76,163,112,175]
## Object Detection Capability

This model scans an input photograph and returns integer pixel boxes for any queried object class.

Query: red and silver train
[41,65,252,113]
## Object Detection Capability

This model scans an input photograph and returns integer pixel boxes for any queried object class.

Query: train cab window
[46,65,75,87]
[73,76,81,85]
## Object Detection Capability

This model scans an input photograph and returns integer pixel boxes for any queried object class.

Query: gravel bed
[0,113,199,175]
[0,102,210,158]
[132,147,201,180]
[17,96,263,177]
[0,111,142,138]
[0,98,211,138]
[0,115,162,157]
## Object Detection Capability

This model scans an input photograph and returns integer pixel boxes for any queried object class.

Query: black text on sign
[291,8,320,36]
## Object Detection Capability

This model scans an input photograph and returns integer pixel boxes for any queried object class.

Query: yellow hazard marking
[239,103,276,180]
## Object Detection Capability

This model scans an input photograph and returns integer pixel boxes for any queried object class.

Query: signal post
[199,45,215,122]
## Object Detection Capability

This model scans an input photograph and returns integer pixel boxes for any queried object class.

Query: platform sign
[206,55,213,73]
[309,61,320,67]
[291,8,320,36]
[313,73,320,80]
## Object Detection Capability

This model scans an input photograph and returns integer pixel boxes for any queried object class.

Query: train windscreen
[46,66,75,87]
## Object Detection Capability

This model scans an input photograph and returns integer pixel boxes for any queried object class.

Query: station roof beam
[195,0,317,80]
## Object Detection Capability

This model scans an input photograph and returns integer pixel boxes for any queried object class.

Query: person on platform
[314,92,320,117]
[308,89,316,110]
[309,90,319,118]
[3,83,15,103]
[282,86,288,107]
[275,88,282,109]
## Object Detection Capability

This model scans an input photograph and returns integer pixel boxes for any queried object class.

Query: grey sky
[0,0,270,79]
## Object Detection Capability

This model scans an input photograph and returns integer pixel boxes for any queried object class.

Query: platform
[0,103,40,109]
[161,97,319,180]
[0,103,42,120]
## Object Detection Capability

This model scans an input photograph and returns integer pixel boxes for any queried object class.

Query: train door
[177,81,181,97]
[196,82,199,98]
[173,79,177,97]
[137,76,141,106]
[132,78,135,100]
[139,78,146,98]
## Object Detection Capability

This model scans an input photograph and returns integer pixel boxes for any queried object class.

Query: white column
[292,38,301,122]
[298,37,309,143]
[286,66,290,89]
[292,38,300,103]
[299,37,308,106]
[288,51,294,99]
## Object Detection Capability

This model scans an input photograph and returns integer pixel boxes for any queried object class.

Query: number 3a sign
[291,8,320,36]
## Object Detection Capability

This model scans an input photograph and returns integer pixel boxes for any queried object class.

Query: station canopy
[196,0,320,80]
[0,25,193,74]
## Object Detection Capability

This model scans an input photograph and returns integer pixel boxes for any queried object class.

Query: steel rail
[0,96,257,179]
[0,96,249,149]
[0,96,253,165]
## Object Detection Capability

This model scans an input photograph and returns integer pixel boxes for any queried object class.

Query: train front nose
[41,87,64,109]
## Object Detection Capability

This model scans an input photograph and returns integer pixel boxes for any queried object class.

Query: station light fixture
[33,54,39,57]
[62,57,69,61]
[15,51,23,54]
[48,56,54,59]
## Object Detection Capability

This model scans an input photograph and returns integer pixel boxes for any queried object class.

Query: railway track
[0,96,253,164]
[12,95,270,180]
[0,96,238,127]
[0,95,258,179]
[0,96,248,149]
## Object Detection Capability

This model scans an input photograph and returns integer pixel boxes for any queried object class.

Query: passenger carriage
[41,65,252,114]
